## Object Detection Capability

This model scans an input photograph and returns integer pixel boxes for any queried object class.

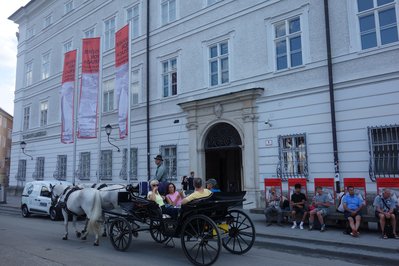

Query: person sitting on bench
[308,186,334,232]
[181,178,212,205]
[343,186,364,237]
[290,183,308,230]
[373,188,398,239]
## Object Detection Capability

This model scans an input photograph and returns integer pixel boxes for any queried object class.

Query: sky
[0,0,30,115]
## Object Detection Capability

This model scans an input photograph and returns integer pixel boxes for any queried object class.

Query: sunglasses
[152,184,159,187]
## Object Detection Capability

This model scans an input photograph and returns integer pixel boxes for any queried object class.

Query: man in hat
[206,178,221,193]
[154,155,168,194]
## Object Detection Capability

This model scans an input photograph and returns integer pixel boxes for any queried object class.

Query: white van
[21,180,72,220]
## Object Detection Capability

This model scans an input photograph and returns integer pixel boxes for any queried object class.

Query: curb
[253,238,399,266]
[255,232,399,254]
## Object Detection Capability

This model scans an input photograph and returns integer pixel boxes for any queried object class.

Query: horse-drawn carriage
[104,189,256,266]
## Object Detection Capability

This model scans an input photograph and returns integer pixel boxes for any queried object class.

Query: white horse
[79,183,127,237]
[50,184,103,246]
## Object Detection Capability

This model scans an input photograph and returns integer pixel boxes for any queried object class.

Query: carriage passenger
[147,180,178,219]
[181,178,212,205]
[166,183,184,207]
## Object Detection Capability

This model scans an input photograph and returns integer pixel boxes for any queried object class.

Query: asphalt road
[0,211,365,266]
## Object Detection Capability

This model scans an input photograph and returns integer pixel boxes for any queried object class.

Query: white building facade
[9,0,399,208]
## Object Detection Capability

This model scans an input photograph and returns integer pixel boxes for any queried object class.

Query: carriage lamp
[20,141,33,160]
[105,124,120,152]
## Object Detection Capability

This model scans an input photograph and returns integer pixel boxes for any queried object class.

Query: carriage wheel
[150,220,169,243]
[109,217,133,251]
[222,210,255,255]
[181,214,221,266]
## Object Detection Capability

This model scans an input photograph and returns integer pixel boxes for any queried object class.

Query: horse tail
[87,189,102,234]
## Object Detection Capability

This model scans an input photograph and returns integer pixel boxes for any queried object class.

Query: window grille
[277,134,308,180]
[368,125,399,181]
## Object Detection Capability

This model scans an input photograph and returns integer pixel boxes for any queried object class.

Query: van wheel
[50,207,58,221]
[22,205,30,218]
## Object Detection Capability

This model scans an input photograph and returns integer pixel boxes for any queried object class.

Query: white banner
[115,24,129,138]
[61,50,77,143]
[78,38,100,139]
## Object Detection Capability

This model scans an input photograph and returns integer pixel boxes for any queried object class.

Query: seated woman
[166,183,184,207]
[147,180,178,219]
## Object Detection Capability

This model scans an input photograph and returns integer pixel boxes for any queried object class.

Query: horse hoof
[102,233,107,237]
[76,232,82,238]
[81,236,87,240]
[94,242,99,246]
[62,236,68,240]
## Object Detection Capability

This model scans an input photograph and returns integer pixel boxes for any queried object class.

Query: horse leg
[81,219,89,240]
[71,215,81,238]
[62,209,69,240]
[82,218,89,235]
[94,220,100,246]
[102,212,107,237]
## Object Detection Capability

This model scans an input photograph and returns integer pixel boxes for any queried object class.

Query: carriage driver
[181,178,212,205]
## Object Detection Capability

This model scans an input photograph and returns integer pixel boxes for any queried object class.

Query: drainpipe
[146,0,151,180]
[324,0,341,193]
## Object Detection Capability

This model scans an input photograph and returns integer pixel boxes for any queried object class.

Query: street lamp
[20,141,33,160]
[105,124,120,152]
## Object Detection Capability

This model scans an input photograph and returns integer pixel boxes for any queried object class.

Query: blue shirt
[211,188,221,193]
[343,194,362,211]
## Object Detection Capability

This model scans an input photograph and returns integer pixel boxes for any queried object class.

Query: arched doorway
[204,123,242,192]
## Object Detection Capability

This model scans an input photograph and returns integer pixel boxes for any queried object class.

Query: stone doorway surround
[178,88,264,208]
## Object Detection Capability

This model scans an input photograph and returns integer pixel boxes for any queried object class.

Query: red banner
[115,25,129,67]
[288,178,307,200]
[115,25,129,138]
[78,38,100,139]
[314,178,336,199]
[60,50,77,144]
[343,177,366,199]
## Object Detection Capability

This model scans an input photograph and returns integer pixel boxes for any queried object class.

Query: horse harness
[58,186,82,216]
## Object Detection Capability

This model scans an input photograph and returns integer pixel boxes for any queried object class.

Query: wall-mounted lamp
[264,119,272,128]
[105,124,120,152]
[20,141,33,160]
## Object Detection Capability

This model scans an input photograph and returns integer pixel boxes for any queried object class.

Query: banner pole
[127,21,132,185]
[72,48,79,185]
[97,39,103,184]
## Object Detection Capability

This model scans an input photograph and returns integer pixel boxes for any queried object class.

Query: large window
[35,157,45,180]
[162,58,177,97]
[121,148,138,180]
[100,150,112,180]
[103,79,114,112]
[43,14,52,28]
[274,17,303,70]
[277,134,308,179]
[17,159,27,181]
[26,27,35,39]
[40,101,48,127]
[55,155,67,180]
[369,125,399,180]
[63,40,73,54]
[131,69,140,105]
[23,106,30,131]
[161,0,176,25]
[25,62,33,86]
[41,52,51,80]
[127,4,140,38]
[84,27,95,38]
[357,0,398,49]
[104,17,116,50]
[160,145,177,180]
[209,42,229,86]
[79,152,91,180]
[64,0,73,14]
